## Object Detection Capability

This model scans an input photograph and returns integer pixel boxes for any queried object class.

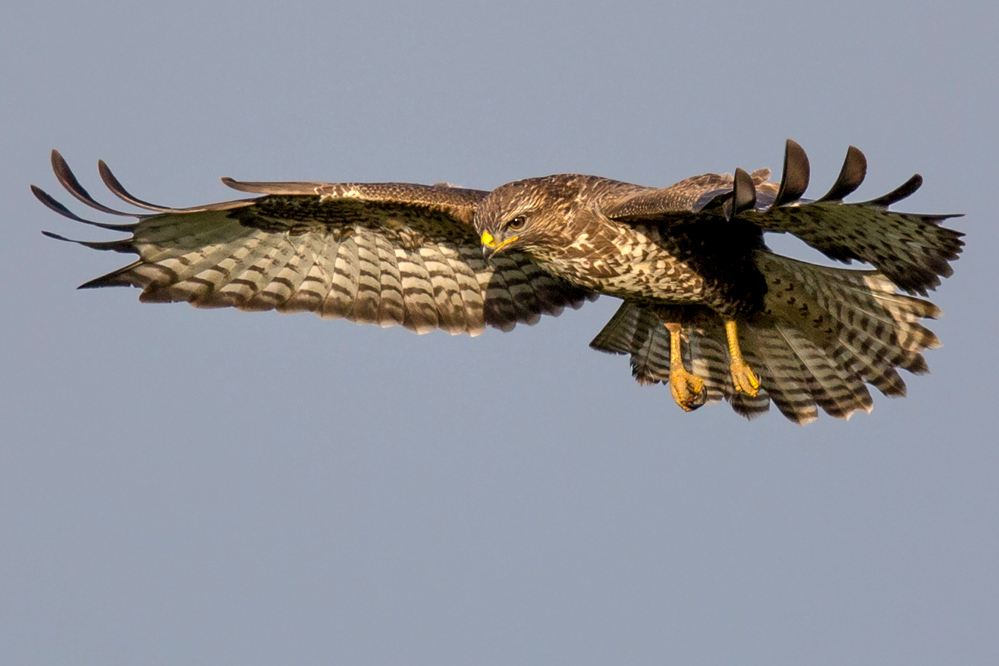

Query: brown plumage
[36,140,963,423]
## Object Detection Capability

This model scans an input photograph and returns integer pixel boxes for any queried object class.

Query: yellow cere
[481,231,496,247]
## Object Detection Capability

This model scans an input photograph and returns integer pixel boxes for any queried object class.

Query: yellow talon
[665,322,707,411]
[670,364,707,411]
[725,319,760,397]
[730,358,760,396]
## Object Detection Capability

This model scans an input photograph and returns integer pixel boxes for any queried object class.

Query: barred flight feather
[350,232,383,325]
[318,236,355,320]
[372,234,406,328]
[832,337,908,397]
[39,152,590,337]
[277,235,329,314]
[774,323,873,419]
[741,325,819,424]
[438,244,486,335]
[686,333,727,402]
[630,321,671,386]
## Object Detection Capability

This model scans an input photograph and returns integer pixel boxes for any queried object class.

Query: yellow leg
[665,322,706,411]
[725,319,760,397]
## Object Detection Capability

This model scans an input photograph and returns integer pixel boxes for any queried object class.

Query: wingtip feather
[772,139,810,207]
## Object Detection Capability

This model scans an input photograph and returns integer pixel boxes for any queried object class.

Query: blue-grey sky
[2,1,997,664]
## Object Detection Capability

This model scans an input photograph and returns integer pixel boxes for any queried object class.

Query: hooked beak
[481,231,519,260]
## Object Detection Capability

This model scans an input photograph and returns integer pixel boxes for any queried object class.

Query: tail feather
[630,319,671,385]
[729,390,772,420]
[775,323,873,419]
[760,254,941,351]
[590,251,946,423]
[687,330,737,404]
[741,325,819,423]
[589,299,645,356]
[833,338,908,397]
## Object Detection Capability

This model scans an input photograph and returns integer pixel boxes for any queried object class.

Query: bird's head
[474,176,581,262]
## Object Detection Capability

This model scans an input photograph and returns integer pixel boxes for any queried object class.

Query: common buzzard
[36,141,963,424]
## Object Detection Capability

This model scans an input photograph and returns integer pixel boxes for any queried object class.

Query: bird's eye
[508,215,526,230]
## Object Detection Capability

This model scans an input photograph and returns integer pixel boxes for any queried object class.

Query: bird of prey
[35,141,963,424]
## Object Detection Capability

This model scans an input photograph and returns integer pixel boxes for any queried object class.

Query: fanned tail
[590,253,943,424]
[589,303,772,421]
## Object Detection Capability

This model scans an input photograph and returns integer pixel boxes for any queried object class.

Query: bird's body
[486,174,768,314]
[36,141,963,423]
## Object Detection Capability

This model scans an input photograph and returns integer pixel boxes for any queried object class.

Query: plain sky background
[2,1,997,664]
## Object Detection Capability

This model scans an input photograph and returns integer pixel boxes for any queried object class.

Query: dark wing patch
[741,141,962,295]
[603,140,963,295]
[36,152,592,335]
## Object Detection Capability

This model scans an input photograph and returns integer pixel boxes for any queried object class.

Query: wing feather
[348,232,383,325]
[321,236,359,321]
[39,154,593,334]
[397,246,440,334]
[439,244,487,335]
[419,245,468,335]
[602,140,963,295]
[185,232,273,307]
[242,237,309,311]
[277,235,329,314]
[371,233,406,328]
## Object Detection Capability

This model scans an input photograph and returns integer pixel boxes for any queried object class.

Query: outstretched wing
[602,140,964,295]
[36,151,593,336]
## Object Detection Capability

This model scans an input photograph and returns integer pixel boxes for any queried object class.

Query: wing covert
[603,140,963,295]
[37,151,593,335]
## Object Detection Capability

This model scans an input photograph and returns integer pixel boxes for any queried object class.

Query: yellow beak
[481,231,519,259]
